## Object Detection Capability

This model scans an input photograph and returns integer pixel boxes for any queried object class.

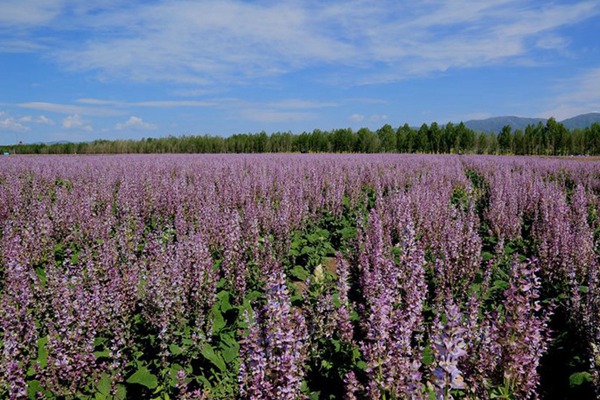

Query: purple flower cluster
[239,269,307,400]
[356,206,427,398]
[0,154,598,398]
[0,231,38,399]
[430,301,467,399]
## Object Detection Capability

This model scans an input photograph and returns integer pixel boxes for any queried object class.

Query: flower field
[0,154,599,399]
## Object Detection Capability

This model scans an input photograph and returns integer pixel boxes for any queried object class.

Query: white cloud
[19,102,123,116]
[0,112,54,133]
[0,0,63,27]
[62,114,92,131]
[349,114,365,122]
[36,115,55,125]
[76,98,216,107]
[3,0,599,87]
[47,0,599,85]
[131,100,215,108]
[539,68,600,120]
[115,116,157,130]
[0,115,29,132]
[369,114,388,122]
[266,100,338,109]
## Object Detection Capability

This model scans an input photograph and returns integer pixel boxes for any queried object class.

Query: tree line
[3,118,600,155]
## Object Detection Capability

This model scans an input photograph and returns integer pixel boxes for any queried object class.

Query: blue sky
[1,0,600,145]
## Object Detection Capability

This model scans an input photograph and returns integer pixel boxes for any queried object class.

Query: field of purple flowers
[1,154,599,399]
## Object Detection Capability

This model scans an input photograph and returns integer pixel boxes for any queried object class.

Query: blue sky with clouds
[1,0,600,145]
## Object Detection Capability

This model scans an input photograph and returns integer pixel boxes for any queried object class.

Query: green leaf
[301,245,316,255]
[290,265,310,280]
[97,375,112,396]
[36,335,48,369]
[34,266,47,286]
[94,349,111,359]
[309,390,321,400]
[115,384,127,400]
[217,290,233,313]
[356,360,367,371]
[222,342,239,363]
[201,343,227,372]
[422,345,434,366]
[569,371,592,387]
[169,343,183,356]
[27,380,42,400]
[126,366,158,389]
[482,251,494,262]
[339,226,357,239]
[211,308,226,333]
[491,279,509,292]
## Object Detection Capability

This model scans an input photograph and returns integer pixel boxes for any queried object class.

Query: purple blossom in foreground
[430,301,467,400]
[239,270,307,400]
[358,207,426,398]
[0,231,38,400]
[497,258,550,399]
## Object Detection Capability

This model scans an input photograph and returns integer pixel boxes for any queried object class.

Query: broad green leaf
[169,343,183,356]
[97,375,112,396]
[301,245,315,255]
[217,290,233,313]
[126,366,158,389]
[569,371,592,387]
[115,384,127,400]
[94,349,111,359]
[211,308,226,333]
[221,338,240,363]
[201,343,227,372]
[290,265,309,280]
[27,380,42,400]
[36,335,48,369]
[421,345,434,366]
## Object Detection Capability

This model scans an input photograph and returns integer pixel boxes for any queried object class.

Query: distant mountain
[464,116,546,133]
[560,113,600,130]
[463,113,600,133]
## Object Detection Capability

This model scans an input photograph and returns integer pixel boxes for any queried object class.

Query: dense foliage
[0,154,599,399]
[3,119,600,156]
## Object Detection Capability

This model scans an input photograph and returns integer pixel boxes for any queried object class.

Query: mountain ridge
[462,112,600,133]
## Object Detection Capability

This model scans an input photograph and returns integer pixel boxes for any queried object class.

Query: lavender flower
[239,270,307,400]
[430,301,467,400]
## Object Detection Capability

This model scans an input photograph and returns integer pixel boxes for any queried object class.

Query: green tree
[376,124,396,152]
[355,127,380,153]
[497,125,513,154]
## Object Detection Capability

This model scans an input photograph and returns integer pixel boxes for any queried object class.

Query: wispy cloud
[266,100,338,109]
[18,115,56,125]
[349,114,365,122]
[540,68,600,119]
[19,102,123,116]
[76,98,215,107]
[0,111,56,132]
[0,0,63,27]
[130,100,215,108]
[115,116,157,130]
[1,114,29,132]
[62,114,92,131]
[4,0,592,86]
